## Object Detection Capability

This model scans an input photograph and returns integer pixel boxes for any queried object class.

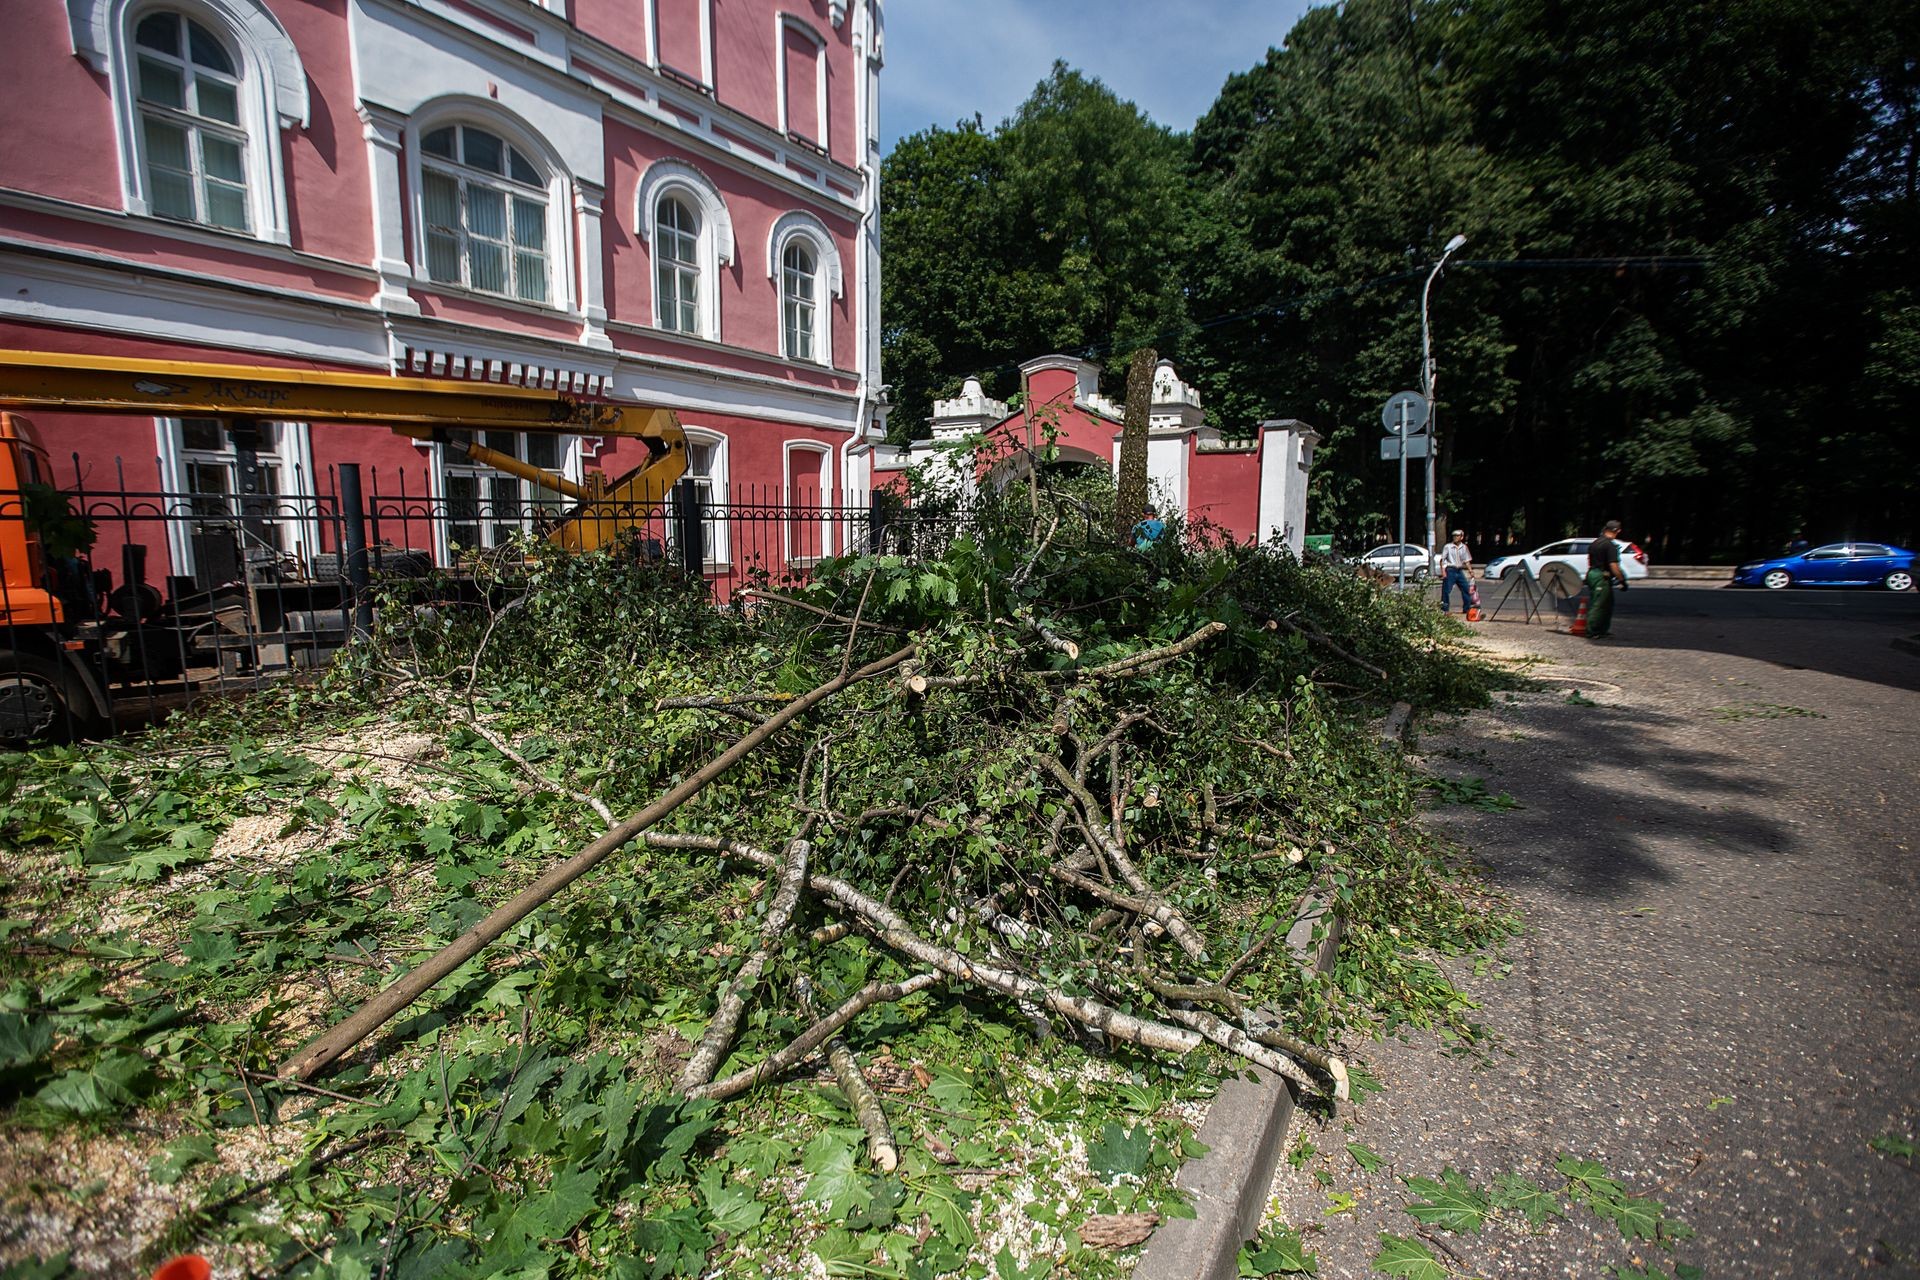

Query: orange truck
[0,351,687,744]
[0,410,114,740]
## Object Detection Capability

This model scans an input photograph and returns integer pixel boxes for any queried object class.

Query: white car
[1482,537,1650,582]
[1358,542,1438,581]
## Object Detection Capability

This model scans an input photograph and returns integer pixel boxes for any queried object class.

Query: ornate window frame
[637,159,734,342]
[766,210,842,366]
[775,15,828,149]
[404,99,577,312]
[72,0,308,243]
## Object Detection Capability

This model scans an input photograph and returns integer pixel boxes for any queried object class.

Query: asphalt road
[1269,583,1920,1277]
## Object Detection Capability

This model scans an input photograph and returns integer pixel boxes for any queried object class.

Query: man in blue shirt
[1134,505,1166,550]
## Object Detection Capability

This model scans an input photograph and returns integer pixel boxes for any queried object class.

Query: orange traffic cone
[1466,605,1481,621]
[1568,596,1589,636]
[151,1258,210,1280]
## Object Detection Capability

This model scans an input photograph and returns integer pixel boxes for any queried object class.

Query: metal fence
[1,463,976,743]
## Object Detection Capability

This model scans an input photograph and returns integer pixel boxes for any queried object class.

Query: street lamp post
[1421,233,1467,568]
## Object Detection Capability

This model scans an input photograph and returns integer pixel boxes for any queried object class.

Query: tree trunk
[1114,347,1157,539]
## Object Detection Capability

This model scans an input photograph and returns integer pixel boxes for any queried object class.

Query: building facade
[1,0,887,584]
[875,356,1318,555]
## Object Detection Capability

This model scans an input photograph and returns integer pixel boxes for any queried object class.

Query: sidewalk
[1264,612,1920,1276]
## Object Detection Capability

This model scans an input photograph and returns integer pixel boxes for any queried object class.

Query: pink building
[874,356,1319,555]
[0,0,888,589]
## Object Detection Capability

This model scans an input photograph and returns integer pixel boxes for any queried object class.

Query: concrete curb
[1132,902,1346,1280]
[1133,704,1406,1280]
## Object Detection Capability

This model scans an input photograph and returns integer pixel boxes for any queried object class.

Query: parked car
[1730,543,1916,591]
[1358,542,1436,581]
[1482,537,1650,582]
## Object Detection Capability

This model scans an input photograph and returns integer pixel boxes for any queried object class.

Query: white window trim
[78,0,308,244]
[645,0,714,86]
[682,426,730,566]
[637,158,734,342]
[783,440,833,564]
[404,100,578,312]
[766,210,843,366]
[775,15,828,149]
[430,432,584,564]
[154,417,318,578]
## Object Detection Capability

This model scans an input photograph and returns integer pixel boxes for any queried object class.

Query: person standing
[1439,529,1474,613]
[1585,520,1629,639]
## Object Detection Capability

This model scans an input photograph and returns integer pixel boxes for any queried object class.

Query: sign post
[1380,392,1429,589]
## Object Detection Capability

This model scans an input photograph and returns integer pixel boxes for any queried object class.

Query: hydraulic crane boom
[0,350,687,552]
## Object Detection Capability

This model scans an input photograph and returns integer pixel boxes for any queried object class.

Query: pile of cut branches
[0,478,1508,1278]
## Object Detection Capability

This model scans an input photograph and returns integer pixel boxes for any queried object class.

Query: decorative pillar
[358,104,419,316]
[575,181,612,350]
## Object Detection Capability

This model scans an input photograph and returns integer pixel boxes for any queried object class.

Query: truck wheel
[0,651,86,746]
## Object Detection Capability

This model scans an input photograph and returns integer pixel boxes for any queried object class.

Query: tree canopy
[880,0,1920,557]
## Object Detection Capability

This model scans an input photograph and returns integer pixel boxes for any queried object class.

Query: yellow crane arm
[0,350,687,552]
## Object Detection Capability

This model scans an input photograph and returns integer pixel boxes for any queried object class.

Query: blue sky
[880,0,1318,153]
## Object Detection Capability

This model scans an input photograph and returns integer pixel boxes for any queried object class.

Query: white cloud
[881,0,1316,150]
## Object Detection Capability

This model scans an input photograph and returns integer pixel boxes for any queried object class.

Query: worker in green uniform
[1584,520,1628,639]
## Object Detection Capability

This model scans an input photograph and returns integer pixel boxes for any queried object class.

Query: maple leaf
[1400,1168,1488,1233]
[1371,1234,1446,1280]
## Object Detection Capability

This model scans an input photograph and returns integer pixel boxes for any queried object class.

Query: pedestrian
[1439,528,1474,613]
[1585,519,1629,639]
[1133,504,1166,550]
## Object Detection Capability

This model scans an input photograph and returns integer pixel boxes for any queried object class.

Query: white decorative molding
[636,158,735,265]
[402,96,582,313]
[928,375,1007,442]
[775,15,829,149]
[764,210,844,295]
[69,0,310,126]
[82,0,307,243]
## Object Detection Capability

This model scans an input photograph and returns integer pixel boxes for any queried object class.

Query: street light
[1421,233,1467,566]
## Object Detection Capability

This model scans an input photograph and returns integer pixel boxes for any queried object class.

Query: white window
[638,160,734,342]
[442,431,574,552]
[133,13,251,230]
[156,417,318,584]
[420,125,551,304]
[656,196,701,334]
[782,241,817,362]
[765,211,844,366]
[678,429,730,565]
[80,0,309,243]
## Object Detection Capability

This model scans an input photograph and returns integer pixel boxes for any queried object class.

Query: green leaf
[1489,1173,1563,1227]
[181,930,238,972]
[631,1206,712,1279]
[1869,1133,1915,1159]
[1400,1168,1488,1233]
[1554,1154,1626,1209]
[421,825,456,856]
[0,1254,72,1280]
[149,1134,217,1186]
[696,1163,766,1236]
[1087,1121,1154,1180]
[0,1012,53,1066]
[34,1052,149,1117]
[1371,1235,1446,1280]
[1346,1141,1385,1173]
[479,970,538,1012]
[1604,1194,1665,1242]
[802,1130,872,1219]
[486,1167,597,1252]
[1239,1224,1317,1275]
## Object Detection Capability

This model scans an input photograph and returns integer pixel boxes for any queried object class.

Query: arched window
[656,196,701,334]
[76,0,307,242]
[781,241,817,362]
[766,211,843,366]
[132,12,250,230]
[420,124,551,304]
[637,159,734,342]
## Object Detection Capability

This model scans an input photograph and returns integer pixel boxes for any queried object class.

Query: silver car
[1358,542,1437,581]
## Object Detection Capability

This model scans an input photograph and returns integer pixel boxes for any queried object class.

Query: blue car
[1731,542,1916,591]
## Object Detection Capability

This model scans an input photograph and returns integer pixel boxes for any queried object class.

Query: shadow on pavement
[1425,690,1798,902]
